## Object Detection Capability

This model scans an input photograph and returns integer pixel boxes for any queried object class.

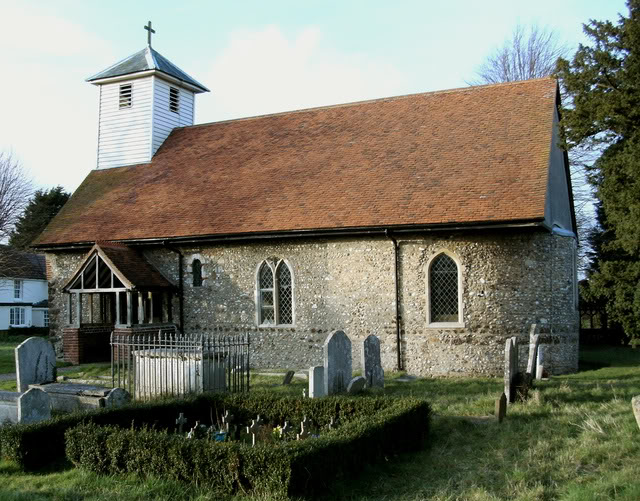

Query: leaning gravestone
[309,366,325,398]
[362,334,384,388]
[323,330,352,395]
[282,370,295,385]
[526,324,540,375]
[16,337,57,392]
[347,376,366,394]
[504,336,518,404]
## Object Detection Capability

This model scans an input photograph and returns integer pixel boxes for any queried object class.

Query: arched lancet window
[257,260,294,325]
[192,259,203,287]
[428,252,462,325]
[276,262,293,324]
[258,263,275,324]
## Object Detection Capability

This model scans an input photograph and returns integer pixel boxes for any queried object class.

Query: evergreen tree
[556,0,640,339]
[9,186,70,249]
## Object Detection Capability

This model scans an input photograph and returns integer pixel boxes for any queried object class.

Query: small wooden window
[169,87,179,113]
[13,279,22,299]
[119,84,132,109]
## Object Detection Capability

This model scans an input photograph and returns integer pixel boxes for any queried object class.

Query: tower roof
[86,46,209,93]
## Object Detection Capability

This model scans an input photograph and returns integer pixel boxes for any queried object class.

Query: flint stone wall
[45,230,578,376]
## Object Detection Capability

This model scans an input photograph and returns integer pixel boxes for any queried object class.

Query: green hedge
[64,394,430,498]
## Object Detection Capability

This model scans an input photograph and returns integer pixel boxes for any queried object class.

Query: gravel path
[0,365,89,383]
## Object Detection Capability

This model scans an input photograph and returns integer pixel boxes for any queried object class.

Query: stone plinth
[29,383,130,412]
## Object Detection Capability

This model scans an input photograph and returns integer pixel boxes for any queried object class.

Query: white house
[0,246,48,330]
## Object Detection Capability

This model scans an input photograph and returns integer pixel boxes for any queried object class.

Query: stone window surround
[255,258,295,328]
[187,254,209,287]
[425,249,464,328]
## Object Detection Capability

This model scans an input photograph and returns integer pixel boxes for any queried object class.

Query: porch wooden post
[126,291,133,326]
[115,292,121,326]
[167,292,173,323]
[138,291,145,324]
[67,294,73,325]
[88,294,94,324]
[74,293,82,328]
[148,292,153,324]
[162,291,169,323]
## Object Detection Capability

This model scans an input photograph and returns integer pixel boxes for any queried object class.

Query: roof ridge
[179,77,557,130]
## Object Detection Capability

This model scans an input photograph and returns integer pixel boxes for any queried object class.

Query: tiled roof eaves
[35,78,558,247]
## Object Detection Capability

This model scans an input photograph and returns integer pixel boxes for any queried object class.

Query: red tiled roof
[35,78,559,246]
[64,242,172,290]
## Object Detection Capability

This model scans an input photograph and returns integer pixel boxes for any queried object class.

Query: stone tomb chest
[132,347,226,399]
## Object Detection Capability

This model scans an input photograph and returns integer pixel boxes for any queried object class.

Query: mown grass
[0,335,31,374]
[1,347,639,500]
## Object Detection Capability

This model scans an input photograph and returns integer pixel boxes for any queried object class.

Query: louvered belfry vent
[169,87,179,113]
[119,84,132,109]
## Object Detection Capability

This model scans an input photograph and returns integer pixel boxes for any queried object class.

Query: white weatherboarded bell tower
[86,22,209,169]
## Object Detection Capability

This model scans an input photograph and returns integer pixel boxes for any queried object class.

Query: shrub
[63,394,430,498]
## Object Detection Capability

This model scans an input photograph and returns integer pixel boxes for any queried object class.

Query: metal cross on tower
[144,21,156,46]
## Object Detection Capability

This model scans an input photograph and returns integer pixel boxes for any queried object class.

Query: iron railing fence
[111,331,250,401]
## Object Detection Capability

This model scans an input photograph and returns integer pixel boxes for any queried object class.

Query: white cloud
[0,3,114,191]
[197,26,407,123]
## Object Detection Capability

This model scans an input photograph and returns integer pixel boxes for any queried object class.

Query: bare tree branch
[0,151,33,242]
[469,24,571,84]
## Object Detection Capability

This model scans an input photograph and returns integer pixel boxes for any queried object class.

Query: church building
[33,29,579,376]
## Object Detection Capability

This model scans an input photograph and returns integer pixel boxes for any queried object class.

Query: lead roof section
[35,78,560,247]
[86,46,209,93]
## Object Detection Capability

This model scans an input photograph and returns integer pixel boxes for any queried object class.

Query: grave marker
[282,370,295,385]
[347,376,366,394]
[176,413,188,434]
[504,336,518,404]
[632,396,640,431]
[536,345,546,380]
[15,337,57,392]
[362,334,384,388]
[323,330,352,395]
[495,392,507,423]
[309,365,325,398]
[526,324,540,375]
[297,416,310,440]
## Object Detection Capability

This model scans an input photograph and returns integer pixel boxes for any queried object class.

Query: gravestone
[297,416,310,440]
[18,388,51,424]
[504,336,518,404]
[526,324,540,375]
[536,345,546,380]
[0,388,51,425]
[323,330,352,395]
[15,337,57,392]
[282,370,295,385]
[361,335,384,388]
[632,396,640,431]
[495,392,507,423]
[347,376,366,394]
[309,366,325,398]
[176,412,188,434]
